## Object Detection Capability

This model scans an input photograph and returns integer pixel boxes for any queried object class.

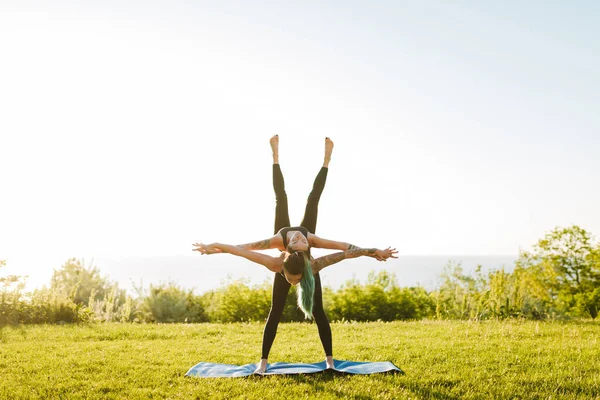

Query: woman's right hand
[192,242,223,255]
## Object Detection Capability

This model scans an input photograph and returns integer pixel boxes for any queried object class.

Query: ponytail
[296,253,315,319]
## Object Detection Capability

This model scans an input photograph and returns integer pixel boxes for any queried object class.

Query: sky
[1,1,599,290]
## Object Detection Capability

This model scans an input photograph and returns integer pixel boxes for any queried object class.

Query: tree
[50,258,120,306]
[519,226,600,318]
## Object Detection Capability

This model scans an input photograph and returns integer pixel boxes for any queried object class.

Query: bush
[328,271,433,321]
[2,261,84,325]
[87,286,138,322]
[28,287,84,324]
[141,282,207,323]
[202,278,271,323]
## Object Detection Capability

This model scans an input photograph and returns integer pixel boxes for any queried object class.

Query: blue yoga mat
[185,359,403,378]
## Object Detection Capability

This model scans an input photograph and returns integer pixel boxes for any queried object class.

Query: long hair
[283,251,315,319]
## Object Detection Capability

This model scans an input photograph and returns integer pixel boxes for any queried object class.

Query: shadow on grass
[241,370,463,400]
[253,370,401,400]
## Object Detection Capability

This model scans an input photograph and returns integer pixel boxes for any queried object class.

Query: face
[284,272,302,286]
[288,231,309,251]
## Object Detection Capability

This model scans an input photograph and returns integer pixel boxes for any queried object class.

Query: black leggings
[261,164,332,359]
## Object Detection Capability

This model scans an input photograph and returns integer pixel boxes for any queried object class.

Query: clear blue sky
[1,1,599,288]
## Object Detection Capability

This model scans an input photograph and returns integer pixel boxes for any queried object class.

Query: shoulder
[270,232,284,248]
[310,257,322,274]
[270,253,285,273]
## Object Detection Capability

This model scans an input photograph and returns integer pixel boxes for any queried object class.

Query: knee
[307,193,321,203]
[267,304,285,320]
[264,314,281,330]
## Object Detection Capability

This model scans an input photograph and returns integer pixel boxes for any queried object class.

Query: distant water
[93,254,517,295]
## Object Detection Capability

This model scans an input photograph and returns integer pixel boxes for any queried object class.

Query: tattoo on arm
[346,248,377,258]
[313,248,378,272]
[348,244,358,250]
[237,239,271,250]
[313,252,348,271]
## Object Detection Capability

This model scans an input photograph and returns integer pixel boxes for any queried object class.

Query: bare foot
[254,358,268,374]
[270,135,279,164]
[323,137,334,167]
[326,356,335,369]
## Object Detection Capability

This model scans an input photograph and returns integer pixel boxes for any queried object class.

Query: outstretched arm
[193,242,281,272]
[311,247,398,274]
[236,235,282,251]
[308,234,365,251]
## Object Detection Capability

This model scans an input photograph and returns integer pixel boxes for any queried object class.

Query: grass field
[1,320,599,399]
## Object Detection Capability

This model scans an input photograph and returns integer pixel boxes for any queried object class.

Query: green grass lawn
[1,320,599,399]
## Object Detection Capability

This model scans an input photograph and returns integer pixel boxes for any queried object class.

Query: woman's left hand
[192,242,223,255]
[375,247,398,261]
